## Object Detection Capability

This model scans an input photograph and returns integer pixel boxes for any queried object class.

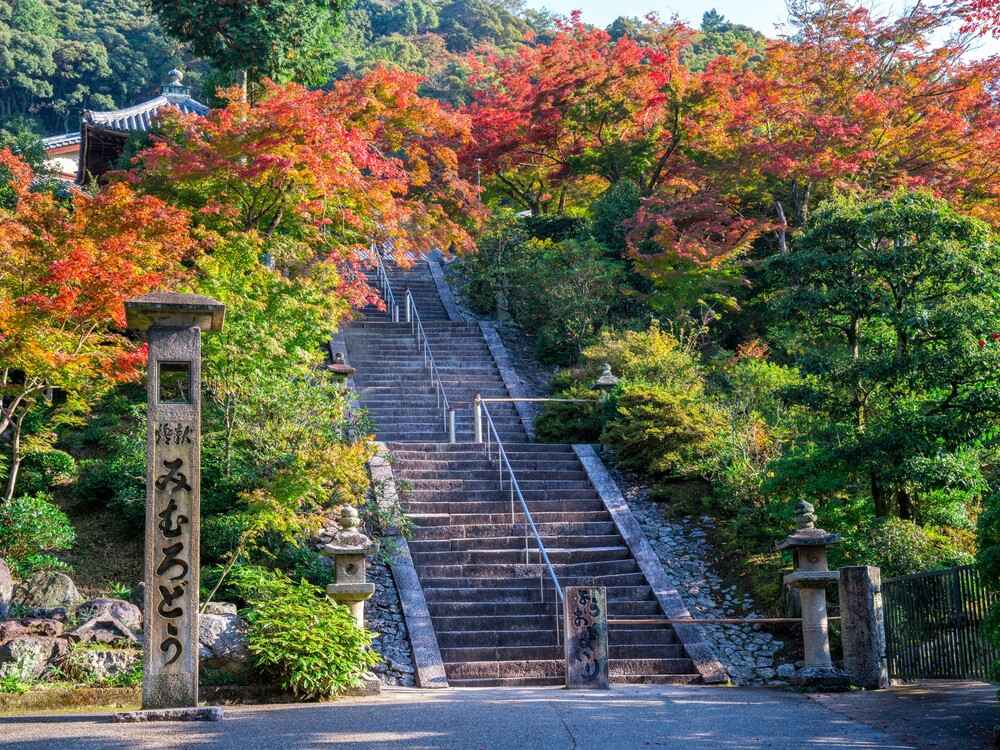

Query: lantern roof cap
[776,500,840,550]
[126,292,225,332]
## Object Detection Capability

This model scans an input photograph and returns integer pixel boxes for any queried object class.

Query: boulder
[0,618,64,642]
[199,611,250,673]
[0,636,69,680]
[776,663,797,680]
[75,598,142,631]
[67,648,139,683]
[0,558,12,619]
[18,607,68,623]
[12,571,83,610]
[202,602,237,616]
[71,615,139,646]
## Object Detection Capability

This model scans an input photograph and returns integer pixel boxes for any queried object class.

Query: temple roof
[42,132,81,150]
[82,92,208,133]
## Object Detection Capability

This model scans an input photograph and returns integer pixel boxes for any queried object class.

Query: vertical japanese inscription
[563,586,609,689]
[153,449,191,667]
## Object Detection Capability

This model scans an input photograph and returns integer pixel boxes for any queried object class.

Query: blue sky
[525,0,791,32]
[523,1,1000,57]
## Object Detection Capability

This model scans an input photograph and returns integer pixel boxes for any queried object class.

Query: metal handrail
[478,397,593,404]
[371,241,399,323]
[406,288,455,441]
[478,400,564,641]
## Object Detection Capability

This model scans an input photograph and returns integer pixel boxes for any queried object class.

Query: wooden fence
[883,565,999,680]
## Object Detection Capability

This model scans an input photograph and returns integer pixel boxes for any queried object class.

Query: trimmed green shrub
[579,321,704,394]
[0,493,76,577]
[17,449,77,495]
[75,429,145,522]
[230,567,379,699]
[534,387,604,443]
[601,383,723,477]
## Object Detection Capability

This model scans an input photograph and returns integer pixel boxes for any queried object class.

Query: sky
[523,0,1000,57]
[525,0,791,33]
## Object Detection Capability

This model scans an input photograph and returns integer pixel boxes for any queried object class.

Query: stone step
[404,500,607,517]
[414,558,641,579]
[387,443,577,455]
[420,584,656,603]
[419,572,653,591]
[438,643,686,663]
[411,521,618,539]
[443,658,696,681]
[433,627,677,650]
[397,469,588,481]
[409,534,625,554]
[410,546,632,567]
[396,459,584,472]
[410,511,614,526]
[427,600,661,618]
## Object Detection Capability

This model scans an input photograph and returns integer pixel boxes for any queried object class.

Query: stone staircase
[346,258,701,686]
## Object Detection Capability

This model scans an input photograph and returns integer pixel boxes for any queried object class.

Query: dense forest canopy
[0,0,768,140]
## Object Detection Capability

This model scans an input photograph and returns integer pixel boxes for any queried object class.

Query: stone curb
[572,444,729,685]
[478,321,536,439]
[370,443,449,688]
[424,256,465,322]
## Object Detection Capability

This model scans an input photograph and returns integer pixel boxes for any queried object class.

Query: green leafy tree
[766,191,1000,522]
[149,0,349,91]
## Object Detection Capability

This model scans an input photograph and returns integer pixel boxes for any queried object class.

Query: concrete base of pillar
[790,666,851,691]
[341,671,382,697]
[113,706,223,722]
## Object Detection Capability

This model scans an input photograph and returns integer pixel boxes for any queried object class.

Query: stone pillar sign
[839,565,889,689]
[126,293,224,712]
[563,586,609,689]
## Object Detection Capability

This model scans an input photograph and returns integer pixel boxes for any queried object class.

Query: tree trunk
[896,488,914,521]
[238,69,249,103]
[2,410,27,504]
[871,471,891,518]
[774,201,789,255]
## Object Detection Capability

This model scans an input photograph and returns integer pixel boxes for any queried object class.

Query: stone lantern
[321,506,375,628]
[591,363,619,400]
[778,500,849,688]
[328,352,355,379]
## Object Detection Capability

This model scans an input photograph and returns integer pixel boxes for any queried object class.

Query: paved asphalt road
[0,685,930,750]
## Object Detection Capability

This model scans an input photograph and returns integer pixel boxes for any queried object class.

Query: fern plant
[231,567,379,699]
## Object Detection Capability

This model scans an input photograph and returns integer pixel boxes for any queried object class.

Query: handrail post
[448,409,456,444]
[405,289,412,324]
[474,394,483,443]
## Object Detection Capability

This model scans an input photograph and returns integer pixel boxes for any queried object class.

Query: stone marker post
[126,293,224,711]
[563,586,610,689]
[839,565,889,689]
[778,500,849,689]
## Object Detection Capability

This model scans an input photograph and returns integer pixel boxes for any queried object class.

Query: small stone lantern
[778,500,849,688]
[591,363,619,400]
[321,506,375,628]
[328,352,355,379]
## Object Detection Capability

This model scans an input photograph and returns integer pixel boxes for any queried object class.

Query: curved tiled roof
[82,93,208,133]
[42,132,81,149]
